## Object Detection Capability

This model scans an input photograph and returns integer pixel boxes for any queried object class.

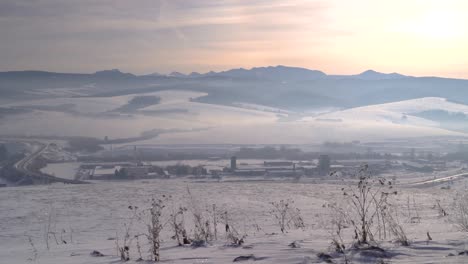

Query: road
[14,142,48,173]
[13,141,86,185]
[406,172,468,187]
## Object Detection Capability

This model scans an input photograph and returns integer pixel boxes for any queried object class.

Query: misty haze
[1,1,468,264]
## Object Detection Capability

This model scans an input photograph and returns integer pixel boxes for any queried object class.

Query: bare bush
[26,235,38,261]
[386,212,409,246]
[135,236,143,261]
[328,205,347,254]
[451,193,468,232]
[325,203,354,264]
[169,205,189,246]
[192,209,213,243]
[436,199,448,217]
[186,188,214,245]
[116,205,140,261]
[44,206,54,250]
[339,165,397,245]
[405,195,421,224]
[269,199,305,233]
[212,204,218,240]
[147,196,168,262]
[44,205,68,250]
[115,197,169,262]
[222,211,245,246]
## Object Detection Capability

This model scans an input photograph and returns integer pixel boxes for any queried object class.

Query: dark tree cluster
[114,168,128,179]
[67,137,104,153]
[166,164,207,176]
[0,144,8,162]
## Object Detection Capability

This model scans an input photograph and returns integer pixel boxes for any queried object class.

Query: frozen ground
[1,178,468,264]
[40,162,81,180]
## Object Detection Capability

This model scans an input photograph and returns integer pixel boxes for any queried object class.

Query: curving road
[406,172,468,187]
[14,142,48,173]
[13,141,86,185]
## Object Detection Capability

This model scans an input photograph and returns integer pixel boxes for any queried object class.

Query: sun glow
[410,10,463,39]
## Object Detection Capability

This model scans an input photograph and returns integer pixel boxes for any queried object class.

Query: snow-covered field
[1,178,468,264]
[40,162,81,180]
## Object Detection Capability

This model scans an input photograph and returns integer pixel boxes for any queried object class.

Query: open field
[1,177,468,264]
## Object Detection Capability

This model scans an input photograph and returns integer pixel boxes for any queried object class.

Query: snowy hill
[303,97,468,133]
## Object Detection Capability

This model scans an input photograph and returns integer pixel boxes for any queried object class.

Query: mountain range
[150,66,409,81]
[0,65,410,81]
[1,66,467,111]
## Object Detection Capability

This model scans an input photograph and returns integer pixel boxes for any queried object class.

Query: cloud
[0,0,467,78]
[0,0,333,73]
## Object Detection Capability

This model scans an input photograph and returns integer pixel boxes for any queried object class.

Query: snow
[3,90,207,114]
[40,162,81,180]
[0,90,276,140]
[302,97,468,127]
[232,102,293,115]
[1,178,468,263]
[0,95,467,144]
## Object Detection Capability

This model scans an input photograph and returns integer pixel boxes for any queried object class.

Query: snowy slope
[302,97,468,128]
[0,95,466,144]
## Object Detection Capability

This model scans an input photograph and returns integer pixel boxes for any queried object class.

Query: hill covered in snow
[1,66,468,143]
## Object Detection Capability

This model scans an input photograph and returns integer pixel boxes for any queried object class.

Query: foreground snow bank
[1,179,468,263]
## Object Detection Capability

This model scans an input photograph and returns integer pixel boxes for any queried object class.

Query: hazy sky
[1,0,467,77]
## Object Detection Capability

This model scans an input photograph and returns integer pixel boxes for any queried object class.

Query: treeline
[234,146,395,160]
[445,151,468,162]
[78,152,230,162]
[235,146,302,159]
[66,137,104,153]
[78,146,397,162]
[0,154,35,185]
[115,95,161,112]
[76,145,468,163]
[166,164,207,176]
[112,164,208,179]
[66,132,162,152]
[0,144,8,162]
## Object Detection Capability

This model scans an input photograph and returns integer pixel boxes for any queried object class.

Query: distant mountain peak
[202,65,327,81]
[354,69,407,80]
[95,69,121,74]
[94,69,135,77]
[168,71,186,78]
[189,72,202,77]
[360,69,379,74]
